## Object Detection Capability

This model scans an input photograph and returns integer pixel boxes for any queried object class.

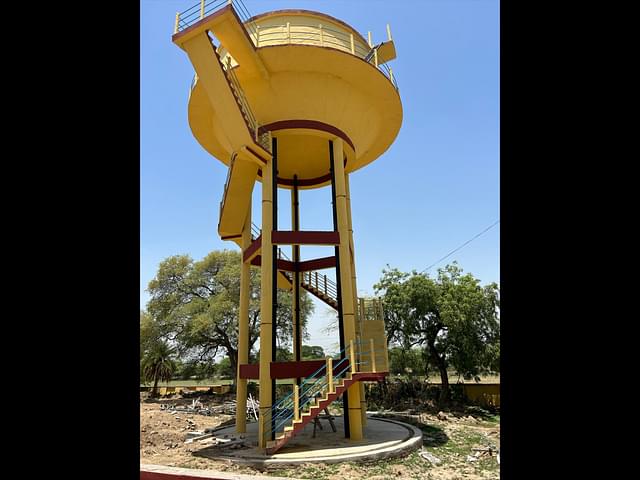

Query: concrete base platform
[192,416,423,467]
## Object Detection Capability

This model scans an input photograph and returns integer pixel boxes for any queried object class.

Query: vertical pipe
[329,140,349,439]
[235,201,252,433]
[294,384,299,421]
[258,151,274,449]
[292,175,301,387]
[346,174,367,426]
[271,138,278,441]
[174,12,180,34]
[334,138,363,440]
[200,0,205,20]
[350,339,356,374]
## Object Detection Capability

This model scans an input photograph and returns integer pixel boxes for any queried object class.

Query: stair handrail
[176,0,257,36]
[268,339,388,441]
[218,153,237,224]
[174,1,398,91]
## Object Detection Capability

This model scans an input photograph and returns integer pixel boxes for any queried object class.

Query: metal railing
[253,23,398,90]
[175,0,254,32]
[218,152,237,225]
[174,1,398,91]
[260,338,388,444]
[302,270,338,301]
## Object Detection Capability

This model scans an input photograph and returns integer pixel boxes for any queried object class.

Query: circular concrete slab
[193,416,422,467]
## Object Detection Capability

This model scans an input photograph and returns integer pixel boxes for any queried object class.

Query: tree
[388,347,426,376]
[141,341,177,397]
[146,250,314,383]
[375,262,499,404]
[301,345,325,360]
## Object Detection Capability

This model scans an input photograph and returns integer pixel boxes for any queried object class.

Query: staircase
[265,239,339,309]
[264,341,388,455]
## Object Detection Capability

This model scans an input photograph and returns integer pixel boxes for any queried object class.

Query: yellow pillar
[258,158,274,448]
[345,174,367,427]
[333,138,363,440]
[235,204,251,433]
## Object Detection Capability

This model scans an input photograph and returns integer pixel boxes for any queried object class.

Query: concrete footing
[189,416,423,467]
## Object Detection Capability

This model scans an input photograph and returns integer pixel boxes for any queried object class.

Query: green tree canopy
[374,262,499,404]
[145,250,314,381]
[141,340,177,397]
[301,345,326,360]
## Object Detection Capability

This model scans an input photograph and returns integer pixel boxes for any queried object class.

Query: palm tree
[141,341,177,397]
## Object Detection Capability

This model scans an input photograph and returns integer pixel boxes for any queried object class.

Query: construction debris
[184,431,247,449]
[160,398,258,418]
[420,450,442,465]
[472,446,497,457]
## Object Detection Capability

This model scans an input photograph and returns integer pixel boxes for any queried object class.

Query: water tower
[172,0,401,453]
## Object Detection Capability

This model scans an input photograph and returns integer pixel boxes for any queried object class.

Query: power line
[420,220,500,274]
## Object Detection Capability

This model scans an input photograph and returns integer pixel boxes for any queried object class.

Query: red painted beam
[249,256,295,272]
[242,235,261,263]
[277,259,296,271]
[239,363,259,379]
[271,230,340,246]
[298,256,336,271]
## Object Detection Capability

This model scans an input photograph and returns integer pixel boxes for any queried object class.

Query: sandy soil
[140,394,500,479]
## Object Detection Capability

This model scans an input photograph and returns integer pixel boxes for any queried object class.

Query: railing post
[350,33,355,55]
[350,339,356,374]
[374,48,378,67]
[294,384,299,421]
[319,24,324,47]
[327,357,334,394]
[324,276,327,295]
[387,23,392,41]
[256,25,260,47]
[287,22,291,43]
[315,271,318,289]
[367,31,372,48]
[389,67,394,85]
[174,12,180,34]
[200,0,205,20]
[370,338,376,373]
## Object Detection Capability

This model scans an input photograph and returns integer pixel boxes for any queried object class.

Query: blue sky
[141,0,499,354]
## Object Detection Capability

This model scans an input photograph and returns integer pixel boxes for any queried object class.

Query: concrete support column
[333,138,363,441]
[235,204,252,433]
[345,174,367,427]
[258,158,274,448]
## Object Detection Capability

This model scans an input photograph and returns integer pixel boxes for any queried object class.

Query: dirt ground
[140,393,500,480]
